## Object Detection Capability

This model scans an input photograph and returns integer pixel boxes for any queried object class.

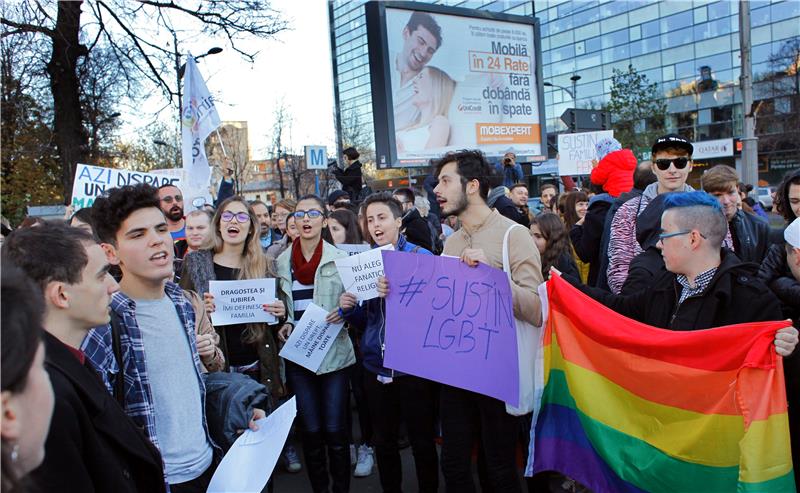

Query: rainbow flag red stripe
[526,275,795,493]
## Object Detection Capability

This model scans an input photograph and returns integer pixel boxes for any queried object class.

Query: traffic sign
[560,109,611,132]
[304,146,328,170]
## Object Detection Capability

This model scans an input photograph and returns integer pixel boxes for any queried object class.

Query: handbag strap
[109,311,126,409]
[501,224,526,280]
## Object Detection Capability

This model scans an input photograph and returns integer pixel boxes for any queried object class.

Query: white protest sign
[207,397,296,493]
[279,303,344,372]
[557,130,614,176]
[71,163,182,211]
[336,243,371,256]
[208,279,277,326]
[335,244,393,302]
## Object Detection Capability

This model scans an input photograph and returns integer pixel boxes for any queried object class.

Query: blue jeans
[285,361,351,493]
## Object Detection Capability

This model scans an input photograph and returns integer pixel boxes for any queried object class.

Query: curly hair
[774,169,800,224]
[531,213,571,279]
[91,184,161,245]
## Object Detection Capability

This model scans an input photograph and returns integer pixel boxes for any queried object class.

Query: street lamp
[171,31,223,113]
[543,73,582,102]
[153,139,179,168]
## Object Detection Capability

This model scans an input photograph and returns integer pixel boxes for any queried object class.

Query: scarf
[291,238,323,285]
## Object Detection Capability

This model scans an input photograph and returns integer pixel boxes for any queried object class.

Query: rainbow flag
[526,274,795,493]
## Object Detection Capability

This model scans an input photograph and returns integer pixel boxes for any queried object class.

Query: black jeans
[440,385,522,493]
[363,372,439,493]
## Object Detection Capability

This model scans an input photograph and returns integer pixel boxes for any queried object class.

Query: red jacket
[590,149,636,197]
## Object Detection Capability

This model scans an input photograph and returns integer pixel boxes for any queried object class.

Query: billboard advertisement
[366,2,546,167]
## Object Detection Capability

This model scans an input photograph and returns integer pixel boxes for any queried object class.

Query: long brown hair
[531,213,571,279]
[563,191,589,229]
[211,196,276,280]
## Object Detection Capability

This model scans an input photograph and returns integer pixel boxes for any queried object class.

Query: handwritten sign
[557,130,614,176]
[279,303,344,372]
[335,244,393,301]
[71,163,182,211]
[382,251,519,405]
[336,243,372,256]
[208,279,277,326]
[207,397,297,493]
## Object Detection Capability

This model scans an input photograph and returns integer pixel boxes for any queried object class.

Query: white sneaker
[350,444,357,465]
[353,444,374,477]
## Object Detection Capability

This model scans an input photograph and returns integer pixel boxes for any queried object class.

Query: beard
[165,206,184,222]
[442,189,469,217]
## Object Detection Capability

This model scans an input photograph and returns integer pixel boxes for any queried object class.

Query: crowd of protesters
[1,136,798,493]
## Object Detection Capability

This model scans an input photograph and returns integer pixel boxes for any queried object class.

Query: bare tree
[268,100,291,198]
[2,0,287,202]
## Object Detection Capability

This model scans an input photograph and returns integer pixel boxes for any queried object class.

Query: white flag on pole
[181,53,221,193]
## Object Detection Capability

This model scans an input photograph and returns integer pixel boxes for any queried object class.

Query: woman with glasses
[276,195,355,493]
[180,196,287,401]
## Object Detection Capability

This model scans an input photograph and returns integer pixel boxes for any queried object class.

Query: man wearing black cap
[327,190,352,212]
[606,134,696,293]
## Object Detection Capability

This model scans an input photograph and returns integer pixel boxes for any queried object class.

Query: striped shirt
[292,279,315,321]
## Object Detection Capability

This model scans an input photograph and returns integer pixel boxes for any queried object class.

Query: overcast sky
[128,0,337,160]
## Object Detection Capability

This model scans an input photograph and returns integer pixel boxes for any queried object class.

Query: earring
[10,443,19,463]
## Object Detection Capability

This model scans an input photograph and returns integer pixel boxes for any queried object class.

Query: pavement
[272,441,442,492]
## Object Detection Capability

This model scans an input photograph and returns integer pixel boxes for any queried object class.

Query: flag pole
[215,129,228,157]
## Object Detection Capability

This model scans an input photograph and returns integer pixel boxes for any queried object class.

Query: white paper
[279,303,344,372]
[207,397,297,493]
[70,163,182,211]
[209,279,277,326]
[336,243,372,256]
[334,244,393,301]
[557,130,614,176]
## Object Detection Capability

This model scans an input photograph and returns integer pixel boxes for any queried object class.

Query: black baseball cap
[651,134,693,157]
[327,190,349,205]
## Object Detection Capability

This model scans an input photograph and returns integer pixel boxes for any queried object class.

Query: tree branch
[96,0,172,95]
[0,18,55,38]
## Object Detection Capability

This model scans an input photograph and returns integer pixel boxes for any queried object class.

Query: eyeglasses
[221,211,250,223]
[161,195,183,203]
[658,230,707,241]
[293,210,324,219]
[655,158,690,171]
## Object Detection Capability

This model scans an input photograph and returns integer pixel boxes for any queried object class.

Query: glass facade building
[329,0,799,184]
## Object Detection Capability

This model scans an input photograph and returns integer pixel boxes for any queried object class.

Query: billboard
[365,1,546,168]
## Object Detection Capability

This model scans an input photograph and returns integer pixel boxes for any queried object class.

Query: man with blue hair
[561,191,797,356]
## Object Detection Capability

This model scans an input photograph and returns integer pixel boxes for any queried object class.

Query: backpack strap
[109,311,126,409]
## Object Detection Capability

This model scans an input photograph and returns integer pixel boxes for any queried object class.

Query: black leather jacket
[729,210,770,263]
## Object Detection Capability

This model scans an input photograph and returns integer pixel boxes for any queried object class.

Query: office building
[329,0,799,185]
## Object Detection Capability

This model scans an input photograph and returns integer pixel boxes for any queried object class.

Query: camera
[503,157,512,165]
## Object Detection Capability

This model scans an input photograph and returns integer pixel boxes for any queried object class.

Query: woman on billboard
[395,66,456,153]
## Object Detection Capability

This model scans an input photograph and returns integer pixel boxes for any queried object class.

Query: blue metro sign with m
[305,146,328,170]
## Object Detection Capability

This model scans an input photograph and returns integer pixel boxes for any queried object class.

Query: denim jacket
[276,241,355,374]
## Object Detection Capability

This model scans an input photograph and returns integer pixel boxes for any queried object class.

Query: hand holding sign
[335,244,393,302]
[382,251,519,405]
[279,303,344,372]
[208,279,278,326]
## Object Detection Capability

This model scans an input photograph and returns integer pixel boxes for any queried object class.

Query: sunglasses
[293,210,324,219]
[220,211,250,223]
[655,157,690,171]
